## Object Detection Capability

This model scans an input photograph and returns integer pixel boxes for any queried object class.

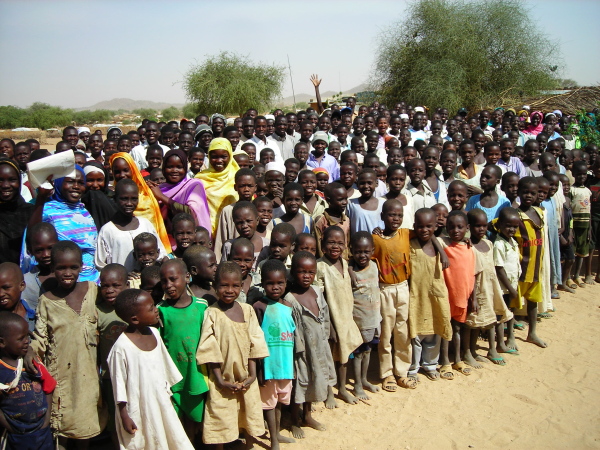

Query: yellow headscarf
[196,138,239,236]
[109,152,171,251]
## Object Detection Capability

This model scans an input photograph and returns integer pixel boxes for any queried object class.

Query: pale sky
[0,0,598,109]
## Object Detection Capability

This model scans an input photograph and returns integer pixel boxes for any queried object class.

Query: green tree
[182,103,199,119]
[161,106,180,121]
[372,0,560,113]
[183,51,285,117]
[132,108,158,120]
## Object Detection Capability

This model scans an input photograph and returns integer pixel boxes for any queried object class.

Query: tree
[372,0,560,113]
[132,108,158,120]
[161,106,180,121]
[183,51,285,117]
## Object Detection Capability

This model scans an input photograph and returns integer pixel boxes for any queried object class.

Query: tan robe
[31,282,107,439]
[408,239,452,340]
[196,303,269,444]
[315,257,363,364]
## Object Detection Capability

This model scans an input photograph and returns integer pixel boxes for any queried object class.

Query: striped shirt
[514,207,545,283]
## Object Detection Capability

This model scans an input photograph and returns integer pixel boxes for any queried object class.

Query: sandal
[537,312,553,319]
[422,370,440,381]
[397,377,418,389]
[439,365,454,380]
[381,375,397,392]
[452,361,472,376]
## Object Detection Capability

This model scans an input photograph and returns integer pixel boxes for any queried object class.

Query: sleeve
[30,297,48,360]
[246,305,270,360]
[314,262,325,289]
[493,241,506,267]
[186,185,212,237]
[107,344,129,404]
[252,301,267,326]
[465,196,475,212]
[196,308,224,365]
[94,226,111,270]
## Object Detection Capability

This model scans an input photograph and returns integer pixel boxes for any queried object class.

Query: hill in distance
[275,82,372,107]
[76,98,185,112]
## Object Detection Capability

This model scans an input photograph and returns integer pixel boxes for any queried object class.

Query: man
[345,96,358,120]
[239,117,255,147]
[130,121,170,169]
[249,116,283,163]
[270,115,296,161]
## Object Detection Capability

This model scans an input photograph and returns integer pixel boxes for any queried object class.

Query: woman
[82,161,117,230]
[523,111,544,136]
[0,158,34,264]
[196,138,240,236]
[149,148,211,235]
[109,152,171,251]
[30,165,99,282]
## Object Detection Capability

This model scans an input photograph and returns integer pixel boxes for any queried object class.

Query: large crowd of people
[0,86,599,449]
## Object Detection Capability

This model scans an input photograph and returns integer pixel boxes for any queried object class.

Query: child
[298,169,328,219]
[257,223,296,270]
[227,238,262,304]
[447,180,469,211]
[558,174,576,292]
[347,169,385,236]
[194,225,213,249]
[314,169,330,193]
[0,312,56,450]
[129,233,162,281]
[158,259,209,442]
[432,203,449,237]
[284,158,301,184]
[141,144,163,178]
[338,161,360,199]
[288,252,334,437]
[0,263,35,331]
[171,213,197,258]
[30,241,107,445]
[294,233,317,255]
[465,165,510,222]
[387,147,403,166]
[570,161,593,286]
[222,202,268,265]
[316,226,364,405]
[253,196,274,241]
[183,244,218,304]
[22,223,58,311]
[406,158,437,210]
[96,179,168,271]
[314,182,351,257]
[383,164,413,229]
[423,146,449,207]
[408,209,452,381]
[108,289,194,449]
[253,260,296,449]
[348,232,381,397]
[403,146,418,164]
[542,171,563,300]
[501,171,521,207]
[273,183,313,235]
[493,207,522,352]
[264,168,286,219]
[140,265,164,304]
[196,262,269,447]
[465,209,514,366]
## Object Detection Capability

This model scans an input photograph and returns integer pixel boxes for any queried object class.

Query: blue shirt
[347,197,385,235]
[465,194,511,223]
[306,152,339,183]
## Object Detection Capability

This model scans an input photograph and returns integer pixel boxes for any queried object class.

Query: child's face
[352,238,374,269]
[339,166,357,189]
[53,251,82,290]
[414,212,436,241]
[230,246,255,279]
[460,144,476,165]
[146,149,163,170]
[299,173,317,197]
[265,172,284,196]
[292,257,316,289]
[256,180,268,197]
[233,208,259,239]
[0,272,25,311]
[502,175,519,200]
[518,182,539,207]
[255,201,273,227]
[484,146,501,165]
[164,155,186,184]
[192,252,218,282]
[326,187,349,214]
[322,230,345,261]
[513,147,525,161]
[366,135,378,151]
[423,149,439,172]
[244,146,256,165]
[376,166,387,183]
[498,216,520,239]
[440,153,457,176]
[328,143,341,159]
[469,215,488,240]
[316,173,329,191]
[573,167,588,186]
[0,318,29,358]
[294,145,309,165]
[141,276,163,304]
[547,179,559,198]
[448,185,468,210]
[285,163,300,184]
[150,170,165,184]
[408,160,426,185]
[387,149,403,166]
[30,231,57,268]
[295,236,317,255]
[284,189,303,215]
[561,177,571,196]
[161,264,189,301]
[215,271,242,304]
[133,292,160,326]
[357,173,377,198]
[193,230,211,249]
[479,167,499,192]
[100,270,127,305]
[524,144,539,163]
[382,203,404,231]
[116,184,139,216]
[173,220,196,252]
[447,215,468,242]
[536,182,550,204]
[432,205,449,229]
[269,232,293,261]
[262,270,287,301]
[500,141,514,161]
[234,154,250,169]
[134,241,159,269]
[85,171,105,191]
[235,175,257,202]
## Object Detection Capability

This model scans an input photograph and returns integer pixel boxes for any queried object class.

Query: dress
[196,303,269,444]
[289,287,337,404]
[441,240,480,323]
[408,239,452,340]
[31,282,107,439]
[346,197,385,235]
[465,194,511,222]
[315,257,364,363]
[158,297,209,421]
[107,327,194,450]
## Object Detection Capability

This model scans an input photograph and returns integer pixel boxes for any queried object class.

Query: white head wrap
[83,165,104,177]
[78,127,90,135]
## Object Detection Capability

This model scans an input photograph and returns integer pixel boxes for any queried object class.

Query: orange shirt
[372,229,411,285]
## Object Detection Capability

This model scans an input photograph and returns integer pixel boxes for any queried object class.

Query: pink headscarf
[524,111,544,136]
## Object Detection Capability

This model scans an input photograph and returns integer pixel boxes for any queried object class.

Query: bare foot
[487,348,506,365]
[475,355,488,363]
[595,275,600,284]
[302,417,326,431]
[526,333,548,348]
[291,425,305,440]
[463,352,483,369]
[269,439,279,450]
[585,275,596,285]
[337,389,359,405]
[353,385,370,401]
[505,338,519,351]
[362,380,380,393]
[557,284,576,294]
[277,434,295,444]
[325,388,338,409]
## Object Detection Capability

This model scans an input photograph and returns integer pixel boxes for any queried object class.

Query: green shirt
[97,302,127,379]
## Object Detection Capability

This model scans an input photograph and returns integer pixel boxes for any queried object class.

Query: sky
[0,0,599,109]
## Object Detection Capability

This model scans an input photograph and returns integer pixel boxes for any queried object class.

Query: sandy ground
[254,283,600,450]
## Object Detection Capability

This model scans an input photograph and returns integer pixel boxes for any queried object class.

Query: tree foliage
[183,51,285,117]
[161,106,180,121]
[0,103,119,129]
[372,0,560,113]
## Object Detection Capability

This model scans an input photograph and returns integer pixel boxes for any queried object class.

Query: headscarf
[109,152,171,250]
[81,160,117,230]
[524,111,544,136]
[196,138,239,235]
[0,158,34,264]
[518,109,529,118]
[210,113,226,125]
[312,167,330,177]
[42,165,99,282]
[159,149,211,235]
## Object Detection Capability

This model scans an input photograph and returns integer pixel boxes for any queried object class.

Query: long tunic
[196,303,269,444]
[315,257,364,363]
[31,282,107,439]
[107,327,194,450]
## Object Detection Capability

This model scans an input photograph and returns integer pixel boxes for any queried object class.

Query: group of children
[1,100,599,450]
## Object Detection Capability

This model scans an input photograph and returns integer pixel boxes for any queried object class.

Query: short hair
[223,125,238,136]
[0,312,27,338]
[467,208,487,225]
[448,179,468,192]
[115,178,138,196]
[271,222,297,242]
[284,158,301,167]
[291,250,317,270]
[414,207,436,223]
[498,206,520,223]
[322,225,344,242]
[101,263,128,283]
[182,244,214,270]
[230,237,254,256]
[140,265,161,285]
[406,158,425,170]
[459,139,475,149]
[235,168,257,183]
[253,195,272,208]
[214,261,242,285]
[160,258,188,276]
[482,164,502,179]
[358,168,377,178]
[51,240,82,265]
[501,171,519,184]
[283,182,304,198]
[133,232,158,249]
[483,141,500,153]
[542,170,560,182]
[324,181,346,197]
[351,230,374,248]
[298,169,316,181]
[261,259,287,281]
[518,176,539,190]
[447,210,467,223]
[232,200,258,218]
[114,289,145,322]
[382,198,403,214]
[294,232,316,247]
[386,164,406,178]
[171,213,195,232]
[572,160,588,173]
[26,222,57,247]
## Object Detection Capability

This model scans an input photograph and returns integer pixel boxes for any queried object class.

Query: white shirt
[130,143,170,170]
[250,135,284,164]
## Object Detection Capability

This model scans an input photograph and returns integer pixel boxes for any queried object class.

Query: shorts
[560,242,575,261]
[354,328,379,354]
[590,216,600,250]
[518,281,542,304]
[260,379,293,410]
[573,222,590,257]
[1,426,54,450]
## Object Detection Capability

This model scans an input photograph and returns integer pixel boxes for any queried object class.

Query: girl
[82,160,118,230]
[383,164,413,229]
[30,241,107,445]
[196,262,269,448]
[253,196,274,241]
[298,170,328,219]
[316,226,364,406]
[455,139,483,197]
[110,152,171,251]
[96,179,168,271]
[347,169,385,236]
[273,183,313,235]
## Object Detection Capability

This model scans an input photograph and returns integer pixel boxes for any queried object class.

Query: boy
[314,182,351,258]
[558,174,576,293]
[307,131,339,182]
[570,161,593,286]
[284,158,301,184]
[406,158,437,210]
[253,260,296,449]
[140,265,163,304]
[228,239,262,304]
[141,144,164,178]
[347,169,385,236]
[130,233,162,282]
[465,165,510,222]
[23,222,58,310]
[256,223,296,271]
[182,244,218,305]
[0,263,36,331]
[501,171,520,207]
[447,180,469,211]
